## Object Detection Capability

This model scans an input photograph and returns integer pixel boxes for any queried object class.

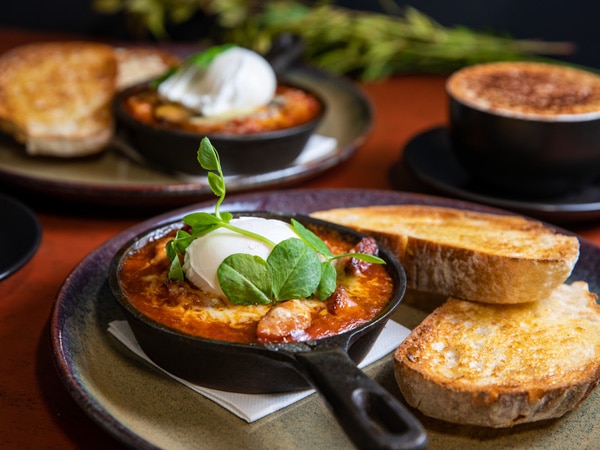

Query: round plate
[0,66,372,208]
[0,193,41,281]
[399,126,600,224]
[50,188,600,450]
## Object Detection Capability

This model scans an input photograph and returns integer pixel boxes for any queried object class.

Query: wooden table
[2,27,600,450]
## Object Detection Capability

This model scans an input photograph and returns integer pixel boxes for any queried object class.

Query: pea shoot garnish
[150,44,236,89]
[166,137,384,305]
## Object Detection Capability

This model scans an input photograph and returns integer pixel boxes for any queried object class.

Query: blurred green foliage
[93,0,573,80]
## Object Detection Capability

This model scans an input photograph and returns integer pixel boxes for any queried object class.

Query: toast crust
[394,282,600,427]
[311,205,580,304]
[0,41,117,157]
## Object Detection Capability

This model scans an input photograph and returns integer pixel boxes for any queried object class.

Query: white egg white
[183,217,297,297]
[158,46,277,117]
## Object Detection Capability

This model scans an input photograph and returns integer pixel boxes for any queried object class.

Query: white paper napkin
[108,319,410,423]
[292,134,338,164]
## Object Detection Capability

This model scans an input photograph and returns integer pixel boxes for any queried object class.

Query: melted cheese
[118,228,393,344]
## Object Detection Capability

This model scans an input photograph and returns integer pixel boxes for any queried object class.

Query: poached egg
[158,46,277,117]
[183,217,297,297]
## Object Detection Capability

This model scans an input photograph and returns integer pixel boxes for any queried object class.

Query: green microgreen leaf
[268,238,321,301]
[165,238,179,261]
[182,211,221,228]
[181,213,222,241]
[290,218,334,258]
[149,66,178,89]
[198,137,227,218]
[168,229,196,255]
[291,218,385,264]
[331,252,386,264]
[197,137,221,171]
[152,45,236,88]
[316,261,337,300]
[207,172,226,199]
[168,251,185,280]
[219,211,233,223]
[188,44,236,67]
[166,136,385,306]
[217,254,272,305]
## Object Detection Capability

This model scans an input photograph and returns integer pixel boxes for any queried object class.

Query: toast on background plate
[311,205,580,304]
[114,46,180,90]
[0,41,181,158]
[0,41,117,157]
[394,281,600,427]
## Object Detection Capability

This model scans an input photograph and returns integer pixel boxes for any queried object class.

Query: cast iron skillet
[113,35,326,176]
[109,212,428,450]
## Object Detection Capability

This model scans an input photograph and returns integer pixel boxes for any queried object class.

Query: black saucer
[0,193,41,281]
[395,126,600,224]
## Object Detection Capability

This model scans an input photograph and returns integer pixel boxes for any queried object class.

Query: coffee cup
[446,61,600,197]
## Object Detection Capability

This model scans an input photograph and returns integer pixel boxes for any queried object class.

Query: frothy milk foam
[447,62,600,122]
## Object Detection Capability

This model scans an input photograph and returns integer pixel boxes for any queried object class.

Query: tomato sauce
[121,84,323,135]
[117,225,394,344]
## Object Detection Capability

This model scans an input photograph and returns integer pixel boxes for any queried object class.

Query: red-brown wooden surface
[1,27,599,450]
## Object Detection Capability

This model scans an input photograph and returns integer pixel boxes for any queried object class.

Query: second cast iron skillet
[113,35,327,176]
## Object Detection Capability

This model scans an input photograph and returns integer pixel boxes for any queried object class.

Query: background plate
[51,188,600,450]
[0,66,372,208]
[0,193,41,280]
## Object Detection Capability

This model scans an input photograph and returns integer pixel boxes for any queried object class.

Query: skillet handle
[265,33,306,76]
[294,349,427,450]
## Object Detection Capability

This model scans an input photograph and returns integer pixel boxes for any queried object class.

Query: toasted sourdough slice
[394,281,600,427]
[311,205,579,304]
[0,41,117,157]
[114,47,180,90]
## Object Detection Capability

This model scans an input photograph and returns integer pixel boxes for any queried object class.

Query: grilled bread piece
[311,205,579,304]
[114,46,180,90]
[0,41,117,157]
[394,281,600,427]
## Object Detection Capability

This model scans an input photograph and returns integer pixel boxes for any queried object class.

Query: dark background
[2,1,598,69]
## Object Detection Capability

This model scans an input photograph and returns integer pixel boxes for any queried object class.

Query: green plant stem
[220,222,277,248]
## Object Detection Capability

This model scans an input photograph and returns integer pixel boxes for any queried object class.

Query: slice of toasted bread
[0,41,117,157]
[394,281,600,427]
[114,47,180,90]
[311,205,579,304]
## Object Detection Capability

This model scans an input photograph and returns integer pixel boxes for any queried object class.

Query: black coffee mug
[447,62,600,197]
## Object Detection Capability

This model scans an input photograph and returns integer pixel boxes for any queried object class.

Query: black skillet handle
[294,349,428,450]
[264,33,306,76]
